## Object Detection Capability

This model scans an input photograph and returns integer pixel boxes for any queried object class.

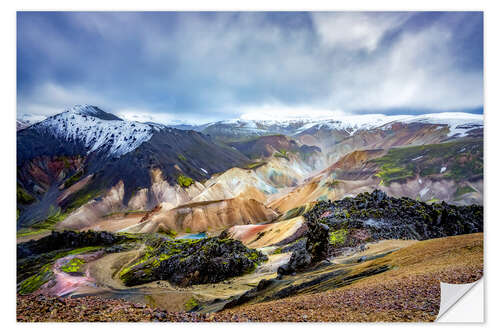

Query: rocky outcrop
[119,237,267,287]
[277,213,329,277]
[17,230,127,259]
[305,190,483,241]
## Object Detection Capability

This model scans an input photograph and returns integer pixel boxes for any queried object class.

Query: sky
[17,11,483,124]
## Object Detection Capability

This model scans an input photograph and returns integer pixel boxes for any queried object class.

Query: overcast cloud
[17,12,483,124]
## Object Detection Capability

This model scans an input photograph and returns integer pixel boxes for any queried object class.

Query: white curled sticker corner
[435,278,484,322]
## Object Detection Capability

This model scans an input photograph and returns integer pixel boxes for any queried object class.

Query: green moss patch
[325,179,340,189]
[63,169,84,188]
[274,149,289,160]
[60,258,85,273]
[102,210,147,218]
[282,205,306,220]
[65,189,101,211]
[157,229,178,239]
[272,248,283,255]
[372,140,483,185]
[328,229,348,247]
[454,185,476,198]
[244,161,267,170]
[17,184,35,205]
[184,297,200,311]
[177,174,194,188]
[18,265,53,295]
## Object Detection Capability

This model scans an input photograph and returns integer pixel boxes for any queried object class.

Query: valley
[16,105,484,322]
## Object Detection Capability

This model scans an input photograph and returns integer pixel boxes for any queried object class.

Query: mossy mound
[119,237,267,287]
[305,190,483,241]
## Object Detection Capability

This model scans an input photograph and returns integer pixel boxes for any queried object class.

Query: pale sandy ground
[80,212,146,232]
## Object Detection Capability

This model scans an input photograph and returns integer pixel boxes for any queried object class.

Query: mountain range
[16,104,484,320]
[17,105,483,236]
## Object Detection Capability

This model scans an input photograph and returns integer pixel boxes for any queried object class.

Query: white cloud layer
[311,12,412,52]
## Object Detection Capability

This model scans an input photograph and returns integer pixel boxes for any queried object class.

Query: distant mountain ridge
[16,119,32,131]
[170,112,483,143]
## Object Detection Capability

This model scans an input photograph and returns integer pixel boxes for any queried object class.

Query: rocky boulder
[119,237,267,287]
[278,214,329,277]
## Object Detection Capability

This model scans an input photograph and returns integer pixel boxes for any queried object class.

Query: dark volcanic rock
[277,247,312,277]
[278,215,330,277]
[281,238,306,253]
[119,237,267,287]
[277,189,482,277]
[17,230,127,259]
[306,219,330,262]
[305,189,483,241]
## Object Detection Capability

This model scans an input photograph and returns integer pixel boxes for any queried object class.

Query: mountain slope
[121,196,279,234]
[16,105,250,229]
[269,138,483,213]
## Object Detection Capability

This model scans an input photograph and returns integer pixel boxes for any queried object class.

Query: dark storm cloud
[17,11,483,124]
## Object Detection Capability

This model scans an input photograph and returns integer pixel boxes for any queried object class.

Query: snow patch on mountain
[207,112,483,137]
[66,104,123,121]
[33,105,154,157]
[16,119,32,131]
[394,112,483,138]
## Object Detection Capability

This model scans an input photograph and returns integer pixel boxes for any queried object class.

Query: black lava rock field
[305,190,483,241]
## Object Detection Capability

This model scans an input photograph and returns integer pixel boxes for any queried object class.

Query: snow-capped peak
[65,104,123,121]
[67,104,100,116]
[33,105,154,157]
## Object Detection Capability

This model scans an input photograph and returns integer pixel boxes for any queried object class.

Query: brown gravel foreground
[17,233,483,322]
[214,233,483,322]
[17,294,208,322]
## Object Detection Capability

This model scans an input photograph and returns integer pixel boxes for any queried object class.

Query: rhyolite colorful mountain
[17,105,250,229]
